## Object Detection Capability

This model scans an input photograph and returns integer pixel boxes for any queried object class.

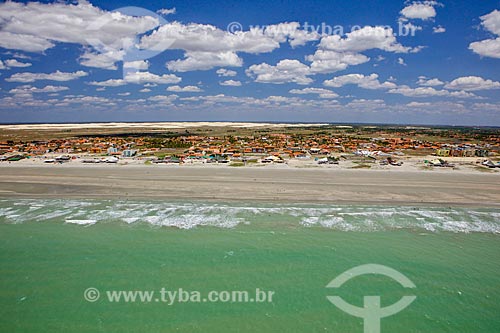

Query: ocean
[1,199,499,332]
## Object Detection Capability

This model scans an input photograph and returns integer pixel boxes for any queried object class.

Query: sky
[0,0,499,125]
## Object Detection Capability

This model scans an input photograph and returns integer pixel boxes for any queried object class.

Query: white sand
[0,122,329,131]
[0,165,499,207]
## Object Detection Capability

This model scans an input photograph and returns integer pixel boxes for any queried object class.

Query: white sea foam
[65,219,97,226]
[0,199,499,233]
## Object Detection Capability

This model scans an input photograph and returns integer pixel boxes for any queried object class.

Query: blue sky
[0,0,499,125]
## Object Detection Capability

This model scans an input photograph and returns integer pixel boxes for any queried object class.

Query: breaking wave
[0,199,499,233]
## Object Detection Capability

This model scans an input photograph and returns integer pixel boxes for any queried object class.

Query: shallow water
[0,199,499,332]
[1,199,500,233]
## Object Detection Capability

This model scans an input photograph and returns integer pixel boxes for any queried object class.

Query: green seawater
[0,199,499,332]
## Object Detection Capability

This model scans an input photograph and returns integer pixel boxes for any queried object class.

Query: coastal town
[1,123,499,170]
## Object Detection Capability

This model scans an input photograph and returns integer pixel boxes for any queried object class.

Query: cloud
[469,10,500,59]
[289,87,339,99]
[141,22,279,54]
[389,86,444,97]
[302,26,417,75]
[216,68,237,77]
[124,60,149,70]
[246,59,313,85]
[140,21,321,72]
[246,31,411,85]
[323,73,396,90]
[318,93,340,99]
[9,85,69,94]
[0,31,54,53]
[79,50,126,70]
[264,22,320,48]
[306,51,370,74]
[289,87,336,95]
[89,79,126,87]
[0,1,160,68]
[7,52,32,60]
[4,59,32,68]
[6,70,88,83]
[444,76,500,91]
[176,94,344,109]
[469,38,500,59]
[472,102,500,112]
[400,2,438,20]
[0,60,4,70]
[388,85,477,98]
[397,57,407,66]
[417,76,444,86]
[157,8,176,15]
[148,95,178,103]
[166,85,203,92]
[167,51,243,72]
[407,102,431,107]
[140,21,319,54]
[220,80,242,86]
[139,88,151,93]
[346,99,386,110]
[476,9,500,35]
[61,95,115,105]
[433,26,446,33]
[318,26,413,53]
[89,71,181,86]
[246,28,410,84]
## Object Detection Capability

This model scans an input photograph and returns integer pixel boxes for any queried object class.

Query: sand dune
[0,122,329,131]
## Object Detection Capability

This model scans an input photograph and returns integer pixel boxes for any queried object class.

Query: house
[475,149,489,157]
[436,149,450,157]
[122,149,137,158]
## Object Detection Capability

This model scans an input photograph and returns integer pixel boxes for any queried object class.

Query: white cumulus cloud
[124,60,149,70]
[433,26,446,33]
[289,88,339,99]
[89,71,181,86]
[6,70,88,83]
[216,69,237,77]
[4,59,32,68]
[400,2,438,20]
[323,73,396,90]
[166,85,203,92]
[167,51,243,72]
[0,1,160,69]
[469,10,500,59]
[9,85,69,94]
[318,26,413,53]
[140,21,321,72]
[417,76,444,86]
[157,8,176,15]
[306,51,370,74]
[444,76,500,91]
[389,85,477,98]
[246,59,313,85]
[219,80,242,86]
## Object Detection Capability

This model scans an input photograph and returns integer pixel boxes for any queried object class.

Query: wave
[0,199,499,233]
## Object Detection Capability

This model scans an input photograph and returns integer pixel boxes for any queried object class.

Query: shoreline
[1,165,499,208]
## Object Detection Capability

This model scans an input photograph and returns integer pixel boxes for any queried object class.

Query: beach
[0,165,499,207]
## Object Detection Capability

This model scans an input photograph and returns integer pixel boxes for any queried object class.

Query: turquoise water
[0,199,499,332]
